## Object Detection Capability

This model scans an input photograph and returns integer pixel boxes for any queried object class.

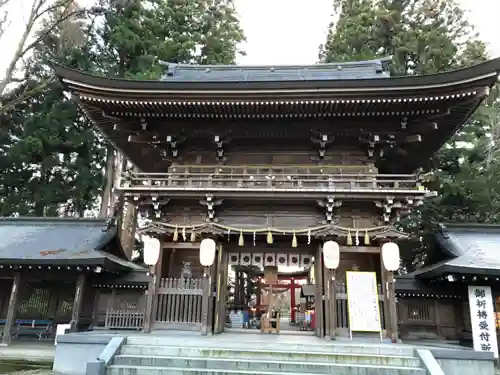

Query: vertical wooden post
[70,273,86,333]
[387,272,399,343]
[168,248,176,277]
[219,251,229,333]
[201,266,211,335]
[151,244,164,328]
[144,241,164,333]
[214,245,225,334]
[324,267,331,338]
[381,264,391,338]
[143,268,156,333]
[207,262,218,334]
[329,269,337,340]
[2,273,21,346]
[91,289,101,328]
[314,245,324,337]
[290,279,296,323]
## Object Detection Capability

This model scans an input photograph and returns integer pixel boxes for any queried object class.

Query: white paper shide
[346,271,381,333]
[468,286,499,358]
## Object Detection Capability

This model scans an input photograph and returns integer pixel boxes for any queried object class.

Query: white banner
[346,271,381,333]
[468,286,499,358]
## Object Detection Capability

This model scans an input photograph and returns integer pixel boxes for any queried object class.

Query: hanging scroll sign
[346,271,382,340]
[468,286,499,358]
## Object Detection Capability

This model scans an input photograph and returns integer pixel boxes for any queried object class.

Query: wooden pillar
[168,248,176,277]
[290,279,296,323]
[144,244,164,333]
[214,245,226,334]
[1,273,21,346]
[70,273,86,333]
[218,250,229,333]
[314,245,324,337]
[143,268,156,333]
[381,264,392,338]
[207,260,218,334]
[201,266,211,335]
[326,268,337,340]
[91,289,101,328]
[323,266,331,338]
[387,272,399,343]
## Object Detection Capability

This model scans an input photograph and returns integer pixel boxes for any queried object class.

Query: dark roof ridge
[158,56,393,71]
[439,222,500,233]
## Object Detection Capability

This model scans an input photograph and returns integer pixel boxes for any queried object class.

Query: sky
[0,0,499,73]
[234,0,500,65]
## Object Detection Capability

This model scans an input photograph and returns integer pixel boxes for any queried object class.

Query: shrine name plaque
[346,271,382,336]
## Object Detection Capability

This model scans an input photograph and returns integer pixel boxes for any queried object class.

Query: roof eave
[53,57,500,96]
[415,263,500,279]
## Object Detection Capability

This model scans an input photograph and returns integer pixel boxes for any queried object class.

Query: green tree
[0,0,245,218]
[93,0,245,217]
[319,0,499,269]
[0,2,104,216]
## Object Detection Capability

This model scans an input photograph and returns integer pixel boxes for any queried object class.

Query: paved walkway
[0,341,55,362]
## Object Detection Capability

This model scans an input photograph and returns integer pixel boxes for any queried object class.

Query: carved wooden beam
[310,130,334,160]
[199,194,223,222]
[317,196,342,224]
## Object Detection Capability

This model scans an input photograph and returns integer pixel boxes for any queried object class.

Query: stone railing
[117,165,428,194]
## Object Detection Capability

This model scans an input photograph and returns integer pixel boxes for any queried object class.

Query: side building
[49,57,500,340]
[0,217,149,345]
[397,223,500,348]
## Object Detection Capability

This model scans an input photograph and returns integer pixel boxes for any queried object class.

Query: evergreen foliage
[319,0,500,269]
[0,0,244,217]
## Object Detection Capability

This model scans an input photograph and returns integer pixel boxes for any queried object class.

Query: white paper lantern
[323,241,340,270]
[382,242,400,271]
[143,236,160,266]
[199,238,216,267]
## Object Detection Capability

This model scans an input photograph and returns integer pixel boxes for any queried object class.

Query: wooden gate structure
[154,277,204,329]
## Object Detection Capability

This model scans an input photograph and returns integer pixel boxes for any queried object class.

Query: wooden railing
[118,165,427,193]
[105,309,145,330]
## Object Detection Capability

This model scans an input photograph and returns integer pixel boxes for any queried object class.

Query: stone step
[122,339,415,357]
[116,350,420,367]
[121,339,414,359]
[107,364,426,375]
[113,354,422,371]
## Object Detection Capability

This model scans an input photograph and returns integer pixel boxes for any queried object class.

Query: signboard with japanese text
[468,286,499,358]
[346,271,381,333]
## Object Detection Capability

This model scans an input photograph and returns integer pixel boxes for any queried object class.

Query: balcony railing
[118,165,428,195]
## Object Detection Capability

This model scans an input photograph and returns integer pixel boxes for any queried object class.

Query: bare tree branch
[0,0,82,97]
[21,7,87,58]
[0,0,10,39]
[0,76,54,114]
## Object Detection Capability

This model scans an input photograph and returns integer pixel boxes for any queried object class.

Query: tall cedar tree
[94,0,245,217]
[319,0,500,269]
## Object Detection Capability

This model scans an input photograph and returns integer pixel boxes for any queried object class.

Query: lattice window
[113,291,146,310]
[55,289,75,320]
[406,301,431,321]
[17,287,51,317]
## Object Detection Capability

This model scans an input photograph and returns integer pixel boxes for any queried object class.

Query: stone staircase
[107,335,427,375]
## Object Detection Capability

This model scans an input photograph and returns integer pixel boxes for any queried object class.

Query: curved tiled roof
[159,57,392,82]
[0,217,144,270]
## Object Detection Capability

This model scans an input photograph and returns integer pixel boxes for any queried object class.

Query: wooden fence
[105,309,145,330]
[155,277,204,328]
